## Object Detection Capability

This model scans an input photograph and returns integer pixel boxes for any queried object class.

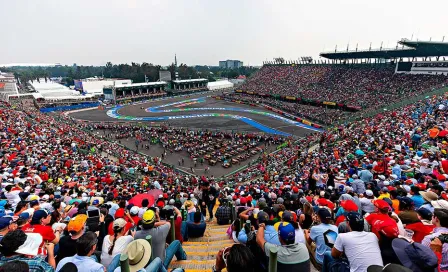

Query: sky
[1,0,447,66]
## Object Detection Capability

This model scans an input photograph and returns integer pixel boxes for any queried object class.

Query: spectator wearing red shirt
[22,209,63,268]
[107,205,134,235]
[405,207,435,243]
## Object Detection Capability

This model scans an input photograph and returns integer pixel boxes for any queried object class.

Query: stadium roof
[113,81,167,89]
[172,79,207,83]
[320,39,448,60]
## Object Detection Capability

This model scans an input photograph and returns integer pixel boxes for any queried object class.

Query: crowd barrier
[39,102,99,113]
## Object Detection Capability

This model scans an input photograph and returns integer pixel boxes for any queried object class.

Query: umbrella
[128,193,155,207]
[147,189,163,200]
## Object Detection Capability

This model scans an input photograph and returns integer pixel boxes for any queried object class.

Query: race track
[69,92,322,138]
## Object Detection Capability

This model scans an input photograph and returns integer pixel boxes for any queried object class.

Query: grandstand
[236,39,448,125]
[4,37,448,272]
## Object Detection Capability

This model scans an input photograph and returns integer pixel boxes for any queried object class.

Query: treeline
[2,62,258,86]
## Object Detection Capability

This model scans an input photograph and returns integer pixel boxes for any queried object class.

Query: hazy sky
[1,0,447,66]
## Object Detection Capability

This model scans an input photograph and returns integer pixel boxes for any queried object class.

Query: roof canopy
[320,39,448,60]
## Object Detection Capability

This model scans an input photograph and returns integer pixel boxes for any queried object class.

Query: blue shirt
[237,225,281,245]
[310,223,339,264]
[392,165,402,178]
[358,170,373,183]
[411,195,425,208]
[56,255,105,272]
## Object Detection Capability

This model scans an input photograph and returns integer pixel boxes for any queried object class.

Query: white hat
[41,194,49,201]
[130,206,139,215]
[378,175,386,180]
[190,194,194,198]
[390,174,398,180]
[365,190,374,197]
[432,200,448,210]
[320,191,326,197]
[352,174,358,179]
[168,199,175,205]
[384,181,390,186]
[15,233,42,256]
[328,186,333,190]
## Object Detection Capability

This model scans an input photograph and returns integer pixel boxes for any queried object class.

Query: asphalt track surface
[69,92,319,138]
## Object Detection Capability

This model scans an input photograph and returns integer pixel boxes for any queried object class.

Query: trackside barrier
[269,247,279,272]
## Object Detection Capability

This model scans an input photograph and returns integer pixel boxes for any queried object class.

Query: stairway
[169,222,232,272]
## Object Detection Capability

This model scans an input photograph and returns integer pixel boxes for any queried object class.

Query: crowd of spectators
[241,65,447,109]
[221,93,349,125]
[3,86,448,271]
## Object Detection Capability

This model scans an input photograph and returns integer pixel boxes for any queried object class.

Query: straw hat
[122,239,152,272]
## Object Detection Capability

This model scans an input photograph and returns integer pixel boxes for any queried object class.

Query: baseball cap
[397,197,414,207]
[67,214,88,233]
[340,200,358,212]
[0,217,13,229]
[115,208,125,219]
[365,190,374,197]
[256,211,269,224]
[346,212,364,229]
[417,207,433,221]
[317,208,332,220]
[113,218,127,229]
[19,212,30,220]
[142,210,156,225]
[374,199,390,210]
[130,206,139,215]
[277,222,295,243]
[92,199,100,205]
[282,211,294,222]
[31,209,49,222]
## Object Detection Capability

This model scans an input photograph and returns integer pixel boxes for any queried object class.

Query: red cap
[405,179,413,185]
[292,187,299,193]
[246,195,253,201]
[374,199,390,210]
[340,200,358,212]
[115,208,125,219]
[317,198,328,206]
[240,197,247,205]
[442,192,448,200]
[416,183,427,190]
[377,220,399,238]
[387,186,395,191]
[438,175,446,182]
[163,193,168,199]
[306,196,313,203]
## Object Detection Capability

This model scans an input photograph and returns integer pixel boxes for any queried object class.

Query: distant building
[219,60,243,69]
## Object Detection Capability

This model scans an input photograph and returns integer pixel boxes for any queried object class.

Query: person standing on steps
[200,181,218,222]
